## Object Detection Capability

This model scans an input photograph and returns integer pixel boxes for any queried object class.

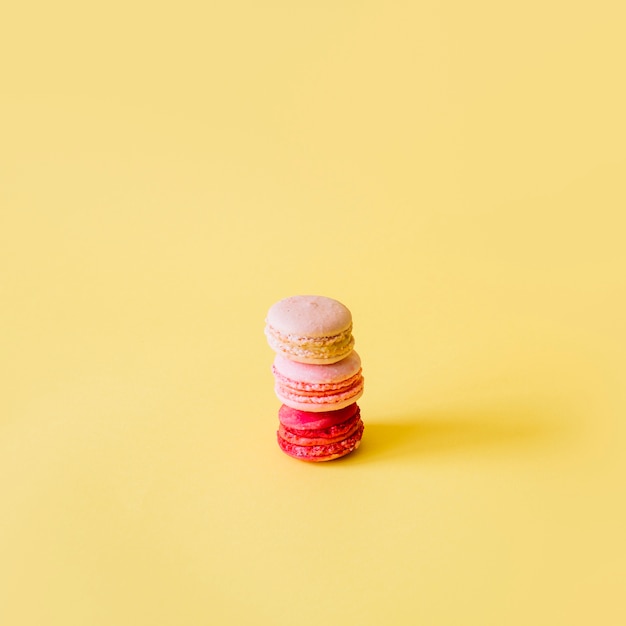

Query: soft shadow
[349,407,566,464]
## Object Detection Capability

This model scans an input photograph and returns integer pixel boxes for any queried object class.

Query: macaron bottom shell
[277,420,364,462]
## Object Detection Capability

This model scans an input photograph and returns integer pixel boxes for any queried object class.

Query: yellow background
[1,2,625,624]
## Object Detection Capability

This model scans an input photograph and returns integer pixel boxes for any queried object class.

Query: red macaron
[276,403,364,462]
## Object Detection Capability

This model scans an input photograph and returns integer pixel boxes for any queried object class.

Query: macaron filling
[278,413,362,445]
[265,324,354,364]
[275,377,364,407]
[272,366,363,394]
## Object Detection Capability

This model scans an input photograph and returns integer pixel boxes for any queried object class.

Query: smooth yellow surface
[1,2,625,624]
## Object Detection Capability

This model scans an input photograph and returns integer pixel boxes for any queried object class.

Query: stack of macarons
[265,295,364,462]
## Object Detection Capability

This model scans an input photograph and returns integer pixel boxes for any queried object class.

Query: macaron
[272,351,364,412]
[265,295,355,364]
[277,405,364,462]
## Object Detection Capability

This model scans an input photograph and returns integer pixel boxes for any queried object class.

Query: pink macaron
[265,295,355,364]
[272,351,364,412]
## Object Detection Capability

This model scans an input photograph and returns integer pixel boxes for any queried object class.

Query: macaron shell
[277,420,364,462]
[278,403,360,430]
[266,295,352,338]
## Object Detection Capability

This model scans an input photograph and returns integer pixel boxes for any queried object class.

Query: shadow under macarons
[330,404,568,465]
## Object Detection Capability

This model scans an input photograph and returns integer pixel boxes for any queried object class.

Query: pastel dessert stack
[265,295,364,462]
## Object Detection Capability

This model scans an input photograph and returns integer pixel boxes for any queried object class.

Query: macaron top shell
[266,295,352,338]
[278,403,360,431]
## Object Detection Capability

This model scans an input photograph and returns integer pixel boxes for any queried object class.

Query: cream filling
[266,324,354,359]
